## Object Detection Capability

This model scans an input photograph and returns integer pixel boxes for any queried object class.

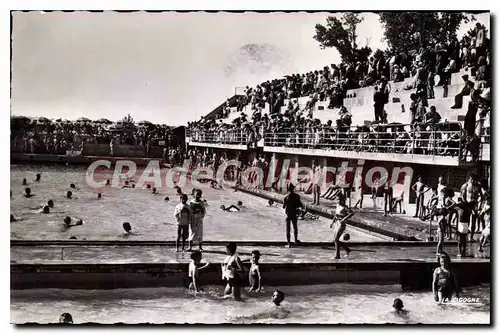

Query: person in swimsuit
[22,178,27,186]
[97,193,102,199]
[121,181,132,189]
[383,182,394,217]
[478,198,490,253]
[412,176,430,219]
[478,180,490,232]
[454,197,471,257]
[175,185,183,195]
[222,242,244,301]
[432,253,460,303]
[59,313,73,324]
[40,205,51,214]
[174,194,192,252]
[460,174,481,242]
[188,251,209,293]
[35,173,41,182]
[152,187,158,194]
[122,222,139,236]
[188,189,206,252]
[70,183,77,189]
[283,184,303,248]
[63,216,84,228]
[331,194,354,259]
[24,187,34,198]
[312,161,322,205]
[392,298,408,316]
[248,250,262,293]
[66,191,75,199]
[220,201,243,212]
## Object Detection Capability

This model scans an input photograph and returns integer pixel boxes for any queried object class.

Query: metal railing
[263,123,464,158]
[188,129,249,145]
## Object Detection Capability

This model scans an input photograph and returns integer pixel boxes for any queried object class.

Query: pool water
[10,284,490,324]
[10,164,384,242]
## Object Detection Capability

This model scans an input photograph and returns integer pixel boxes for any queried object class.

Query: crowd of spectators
[188,25,490,162]
[11,116,180,156]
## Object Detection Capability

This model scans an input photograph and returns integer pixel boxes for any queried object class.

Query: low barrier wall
[10,261,489,291]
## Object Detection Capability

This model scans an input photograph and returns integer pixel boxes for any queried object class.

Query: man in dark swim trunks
[35,173,41,182]
[283,184,303,247]
[24,187,34,198]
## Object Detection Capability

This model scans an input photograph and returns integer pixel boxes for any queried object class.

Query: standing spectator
[282,184,303,248]
[188,189,206,252]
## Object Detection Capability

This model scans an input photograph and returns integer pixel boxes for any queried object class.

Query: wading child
[432,253,460,303]
[174,194,192,252]
[248,250,262,293]
[222,242,244,301]
[188,251,209,293]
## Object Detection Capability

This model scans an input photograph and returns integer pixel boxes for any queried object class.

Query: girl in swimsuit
[330,194,354,259]
[248,250,261,293]
[432,253,460,303]
[222,242,244,301]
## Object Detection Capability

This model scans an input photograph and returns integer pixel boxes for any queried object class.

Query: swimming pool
[10,284,490,324]
[10,164,385,242]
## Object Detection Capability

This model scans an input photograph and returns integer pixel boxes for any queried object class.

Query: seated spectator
[451,75,475,109]
[425,106,442,124]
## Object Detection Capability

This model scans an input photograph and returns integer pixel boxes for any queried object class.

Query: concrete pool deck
[237,186,468,241]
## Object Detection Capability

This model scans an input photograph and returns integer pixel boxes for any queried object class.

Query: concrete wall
[11,261,489,291]
[82,143,164,158]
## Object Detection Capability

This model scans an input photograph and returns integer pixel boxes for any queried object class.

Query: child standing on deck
[188,251,209,293]
[174,194,192,252]
[248,250,262,293]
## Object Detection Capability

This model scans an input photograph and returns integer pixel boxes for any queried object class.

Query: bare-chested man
[460,174,481,242]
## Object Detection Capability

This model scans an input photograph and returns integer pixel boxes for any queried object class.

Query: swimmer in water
[121,181,132,188]
[63,216,84,228]
[392,298,408,316]
[10,214,17,222]
[432,253,460,303]
[164,196,169,202]
[175,186,183,195]
[48,200,54,208]
[35,173,41,182]
[220,201,243,212]
[222,242,244,301]
[97,193,102,199]
[247,250,262,293]
[66,191,73,199]
[70,183,77,189]
[59,313,73,324]
[122,222,139,236]
[210,179,223,190]
[188,251,210,293]
[24,187,34,198]
[146,184,152,190]
[40,205,50,214]
[106,179,111,186]
[152,187,157,194]
[22,178,27,185]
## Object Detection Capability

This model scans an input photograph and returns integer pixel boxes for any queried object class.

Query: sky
[10,11,489,126]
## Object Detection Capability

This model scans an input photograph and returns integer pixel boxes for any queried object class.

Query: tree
[121,114,134,124]
[461,22,488,45]
[314,13,372,64]
[379,12,473,53]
